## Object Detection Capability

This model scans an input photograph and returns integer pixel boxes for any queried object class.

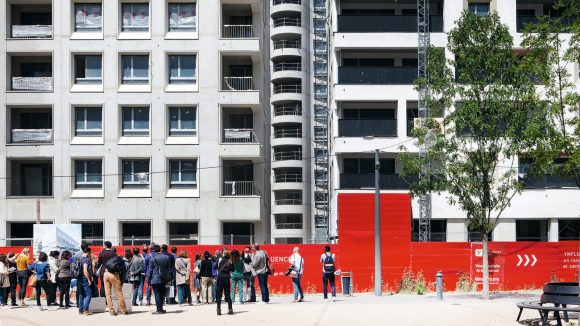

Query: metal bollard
[436,272,443,300]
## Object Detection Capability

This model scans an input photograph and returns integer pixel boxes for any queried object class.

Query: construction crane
[417,0,432,242]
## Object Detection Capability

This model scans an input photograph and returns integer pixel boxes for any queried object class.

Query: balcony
[522,174,578,189]
[273,84,302,94]
[273,17,301,28]
[223,129,258,143]
[274,171,302,183]
[11,129,53,144]
[274,149,302,161]
[274,0,301,4]
[222,25,254,38]
[338,119,397,137]
[338,66,417,85]
[274,128,302,138]
[274,105,302,116]
[8,159,53,197]
[273,40,301,50]
[9,55,53,92]
[11,77,54,92]
[340,173,418,190]
[337,15,443,33]
[223,181,255,196]
[273,62,301,72]
[223,77,254,91]
[8,3,52,39]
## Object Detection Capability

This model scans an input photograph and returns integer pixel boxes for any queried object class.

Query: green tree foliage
[520,0,580,188]
[400,11,543,300]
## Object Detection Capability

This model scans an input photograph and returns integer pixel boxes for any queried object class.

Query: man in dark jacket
[161,244,176,304]
[147,245,171,314]
[96,241,117,297]
[143,244,153,306]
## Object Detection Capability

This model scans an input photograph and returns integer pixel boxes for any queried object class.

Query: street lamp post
[375,149,382,296]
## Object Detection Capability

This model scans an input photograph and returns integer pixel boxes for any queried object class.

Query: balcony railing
[223,128,258,143]
[337,15,443,33]
[273,0,301,5]
[516,15,573,32]
[11,25,53,38]
[273,17,302,27]
[273,84,302,93]
[273,62,302,72]
[340,173,419,190]
[338,119,397,137]
[276,223,303,229]
[11,129,54,144]
[222,25,254,38]
[274,198,302,205]
[273,40,301,49]
[274,105,302,116]
[223,77,254,91]
[274,173,303,183]
[522,174,578,189]
[274,150,302,161]
[338,66,417,85]
[223,181,255,196]
[274,128,302,138]
[11,77,53,92]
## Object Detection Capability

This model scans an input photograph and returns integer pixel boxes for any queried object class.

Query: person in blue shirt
[77,247,94,315]
[29,252,54,311]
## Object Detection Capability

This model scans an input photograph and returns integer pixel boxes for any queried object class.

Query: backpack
[323,253,335,273]
[105,256,124,274]
[71,258,83,278]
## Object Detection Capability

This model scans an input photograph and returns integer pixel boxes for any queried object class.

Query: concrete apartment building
[0,0,577,246]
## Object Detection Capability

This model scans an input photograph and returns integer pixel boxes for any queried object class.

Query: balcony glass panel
[338,66,417,85]
[337,15,443,33]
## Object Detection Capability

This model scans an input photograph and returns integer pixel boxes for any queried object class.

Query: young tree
[520,1,580,188]
[400,12,543,300]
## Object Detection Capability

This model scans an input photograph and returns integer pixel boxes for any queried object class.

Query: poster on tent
[33,224,82,257]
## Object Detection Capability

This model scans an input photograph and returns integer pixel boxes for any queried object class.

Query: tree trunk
[482,234,490,300]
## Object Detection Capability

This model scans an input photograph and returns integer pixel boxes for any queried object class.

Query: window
[343,158,395,174]
[314,18,325,33]
[74,3,102,32]
[121,55,149,84]
[72,222,104,246]
[468,3,490,16]
[559,220,580,241]
[122,159,150,188]
[122,107,149,136]
[516,220,549,241]
[412,220,447,242]
[75,107,102,136]
[168,3,196,32]
[121,222,151,245]
[314,40,326,54]
[74,160,102,189]
[169,159,197,189]
[169,107,196,136]
[168,222,198,245]
[121,3,149,32]
[169,55,196,84]
[74,55,102,84]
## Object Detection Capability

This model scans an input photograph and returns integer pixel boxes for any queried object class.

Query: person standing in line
[72,242,89,308]
[230,249,244,305]
[216,250,233,316]
[161,245,176,304]
[96,241,117,297]
[103,250,129,316]
[242,246,256,302]
[130,247,144,306]
[48,251,60,306]
[77,247,94,315]
[30,252,56,311]
[142,244,153,306]
[0,254,11,307]
[193,253,202,304]
[320,245,337,302]
[175,250,192,306]
[199,251,214,304]
[290,247,305,302]
[10,248,31,306]
[90,250,99,297]
[211,250,221,303]
[57,251,72,308]
[123,249,133,283]
[6,253,18,307]
[252,244,270,304]
[147,244,171,314]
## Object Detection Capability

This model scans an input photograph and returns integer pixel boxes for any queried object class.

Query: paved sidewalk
[0,291,553,326]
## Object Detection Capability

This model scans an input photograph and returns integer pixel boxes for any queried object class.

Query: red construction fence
[1,192,577,294]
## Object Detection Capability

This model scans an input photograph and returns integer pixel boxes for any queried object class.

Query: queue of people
[0,243,340,315]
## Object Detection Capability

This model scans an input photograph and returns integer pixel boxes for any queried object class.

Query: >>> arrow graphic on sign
[517,254,523,266]
[531,255,537,266]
